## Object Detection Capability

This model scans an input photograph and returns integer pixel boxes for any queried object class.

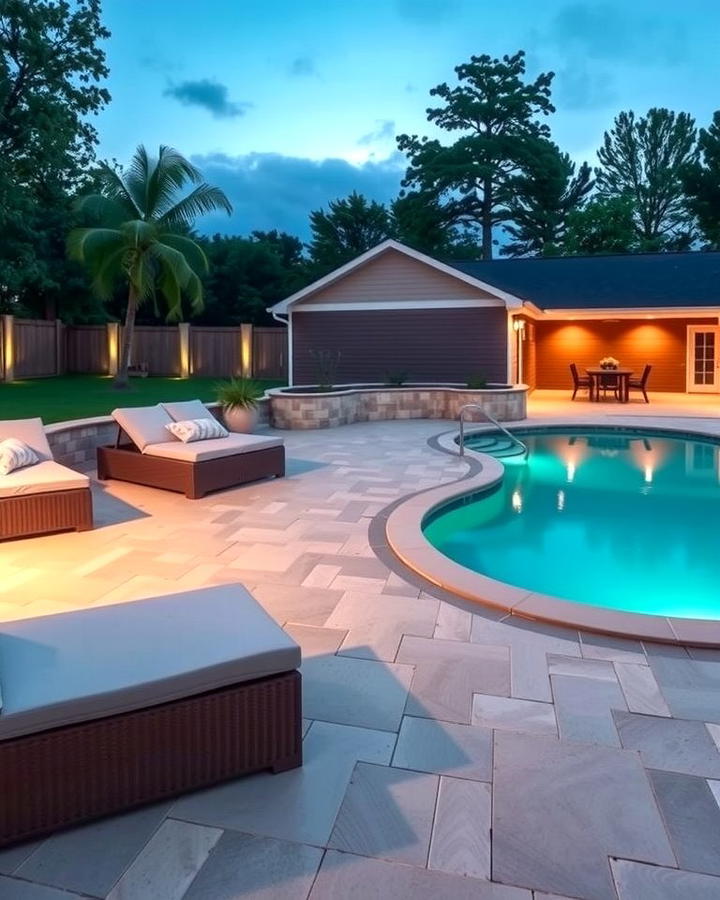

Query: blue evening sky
[98,0,720,240]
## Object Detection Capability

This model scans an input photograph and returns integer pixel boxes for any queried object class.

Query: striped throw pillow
[0,438,39,475]
[165,417,229,443]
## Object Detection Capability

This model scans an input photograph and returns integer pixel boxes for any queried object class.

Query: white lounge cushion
[0,460,89,498]
[0,438,39,476]
[0,584,301,741]
[143,433,283,462]
[165,417,229,443]
[112,405,174,451]
[0,417,52,461]
[161,399,215,422]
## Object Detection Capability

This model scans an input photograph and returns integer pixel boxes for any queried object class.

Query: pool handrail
[457,404,528,459]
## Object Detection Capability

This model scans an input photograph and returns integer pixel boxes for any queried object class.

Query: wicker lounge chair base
[97,443,285,498]
[0,487,93,541]
[0,669,302,848]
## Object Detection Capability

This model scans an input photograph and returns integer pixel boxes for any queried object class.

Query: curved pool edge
[386,421,720,647]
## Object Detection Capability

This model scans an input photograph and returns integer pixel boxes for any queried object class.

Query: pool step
[466,434,527,461]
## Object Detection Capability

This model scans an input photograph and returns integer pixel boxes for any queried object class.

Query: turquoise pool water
[424,428,720,619]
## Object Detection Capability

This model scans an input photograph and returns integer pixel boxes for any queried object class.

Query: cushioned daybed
[0,418,93,540]
[97,400,285,498]
[0,583,302,847]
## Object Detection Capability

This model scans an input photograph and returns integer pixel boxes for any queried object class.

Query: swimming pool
[423,427,720,620]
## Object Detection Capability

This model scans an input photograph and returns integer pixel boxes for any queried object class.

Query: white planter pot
[222,405,258,434]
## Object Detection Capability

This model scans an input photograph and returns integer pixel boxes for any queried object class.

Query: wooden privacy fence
[0,317,287,382]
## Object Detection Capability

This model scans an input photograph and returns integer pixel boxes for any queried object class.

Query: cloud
[164,79,252,119]
[190,151,405,240]
[139,54,182,74]
[547,3,686,66]
[556,66,616,111]
[288,56,318,77]
[357,119,396,146]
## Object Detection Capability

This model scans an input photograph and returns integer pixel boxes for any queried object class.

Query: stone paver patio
[2,397,720,899]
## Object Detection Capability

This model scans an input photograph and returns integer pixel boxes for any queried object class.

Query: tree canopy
[397,51,556,259]
[595,108,697,249]
[0,0,110,317]
[69,145,232,387]
[502,140,593,257]
[682,111,720,249]
[308,191,392,274]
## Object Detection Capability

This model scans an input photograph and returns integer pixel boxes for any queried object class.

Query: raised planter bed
[268,383,528,430]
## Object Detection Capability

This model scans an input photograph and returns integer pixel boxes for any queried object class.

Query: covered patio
[515,313,720,401]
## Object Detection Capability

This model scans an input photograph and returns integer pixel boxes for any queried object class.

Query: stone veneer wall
[269,386,527,430]
[45,398,271,470]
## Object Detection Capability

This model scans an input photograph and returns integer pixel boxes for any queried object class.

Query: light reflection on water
[424,430,720,619]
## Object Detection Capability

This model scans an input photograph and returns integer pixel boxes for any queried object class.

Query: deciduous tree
[0,0,110,317]
[308,191,392,274]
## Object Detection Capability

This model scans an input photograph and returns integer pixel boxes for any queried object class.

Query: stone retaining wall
[44,398,271,470]
[269,385,527,430]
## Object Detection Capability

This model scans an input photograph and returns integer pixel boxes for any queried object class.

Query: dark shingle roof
[450,252,720,310]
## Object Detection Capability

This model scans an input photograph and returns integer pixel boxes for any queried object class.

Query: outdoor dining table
[585,367,634,403]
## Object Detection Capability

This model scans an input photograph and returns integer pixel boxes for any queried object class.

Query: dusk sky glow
[98,0,720,238]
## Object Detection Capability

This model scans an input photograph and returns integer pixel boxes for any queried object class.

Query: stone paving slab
[4,417,720,900]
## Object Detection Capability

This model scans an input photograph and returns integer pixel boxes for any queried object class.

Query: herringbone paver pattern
[2,417,720,899]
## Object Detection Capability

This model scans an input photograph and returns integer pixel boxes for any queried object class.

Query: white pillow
[0,438,39,475]
[164,417,229,443]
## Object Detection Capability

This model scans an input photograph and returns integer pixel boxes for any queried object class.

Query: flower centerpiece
[599,356,620,370]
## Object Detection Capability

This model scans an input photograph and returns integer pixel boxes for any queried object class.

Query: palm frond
[159,232,209,275]
[96,162,143,218]
[124,145,153,218]
[73,194,131,228]
[90,246,127,301]
[67,227,126,262]
[159,183,233,228]
[150,242,205,319]
[120,219,159,248]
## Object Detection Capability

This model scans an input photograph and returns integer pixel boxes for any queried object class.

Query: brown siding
[292,308,508,384]
[535,318,717,392]
[296,248,498,305]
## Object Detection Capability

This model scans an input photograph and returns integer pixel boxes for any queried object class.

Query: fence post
[55,320,65,375]
[106,322,120,376]
[241,323,253,378]
[2,315,14,382]
[178,322,191,378]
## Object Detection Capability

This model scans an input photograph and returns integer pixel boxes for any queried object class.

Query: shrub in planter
[466,374,488,389]
[384,371,410,387]
[216,378,264,432]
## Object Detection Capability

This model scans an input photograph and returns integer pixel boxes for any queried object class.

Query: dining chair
[627,364,652,403]
[569,363,592,400]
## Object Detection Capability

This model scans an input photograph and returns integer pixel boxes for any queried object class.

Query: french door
[687,326,720,392]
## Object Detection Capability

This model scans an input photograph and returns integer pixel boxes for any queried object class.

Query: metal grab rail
[457,403,528,458]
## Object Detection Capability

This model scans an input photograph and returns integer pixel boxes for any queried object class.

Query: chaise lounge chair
[0,418,93,541]
[97,400,285,498]
[0,583,302,847]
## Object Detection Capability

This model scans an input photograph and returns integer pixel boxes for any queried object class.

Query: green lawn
[0,375,284,424]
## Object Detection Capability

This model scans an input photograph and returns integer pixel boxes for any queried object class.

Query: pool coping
[385,418,720,647]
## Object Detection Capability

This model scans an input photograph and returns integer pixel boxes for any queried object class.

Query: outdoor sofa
[97,400,285,498]
[0,583,302,847]
[0,417,93,541]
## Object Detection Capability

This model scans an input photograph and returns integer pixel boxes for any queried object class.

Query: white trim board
[292,298,505,312]
[267,239,525,314]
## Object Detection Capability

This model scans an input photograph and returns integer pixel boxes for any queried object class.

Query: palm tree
[68,145,232,388]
